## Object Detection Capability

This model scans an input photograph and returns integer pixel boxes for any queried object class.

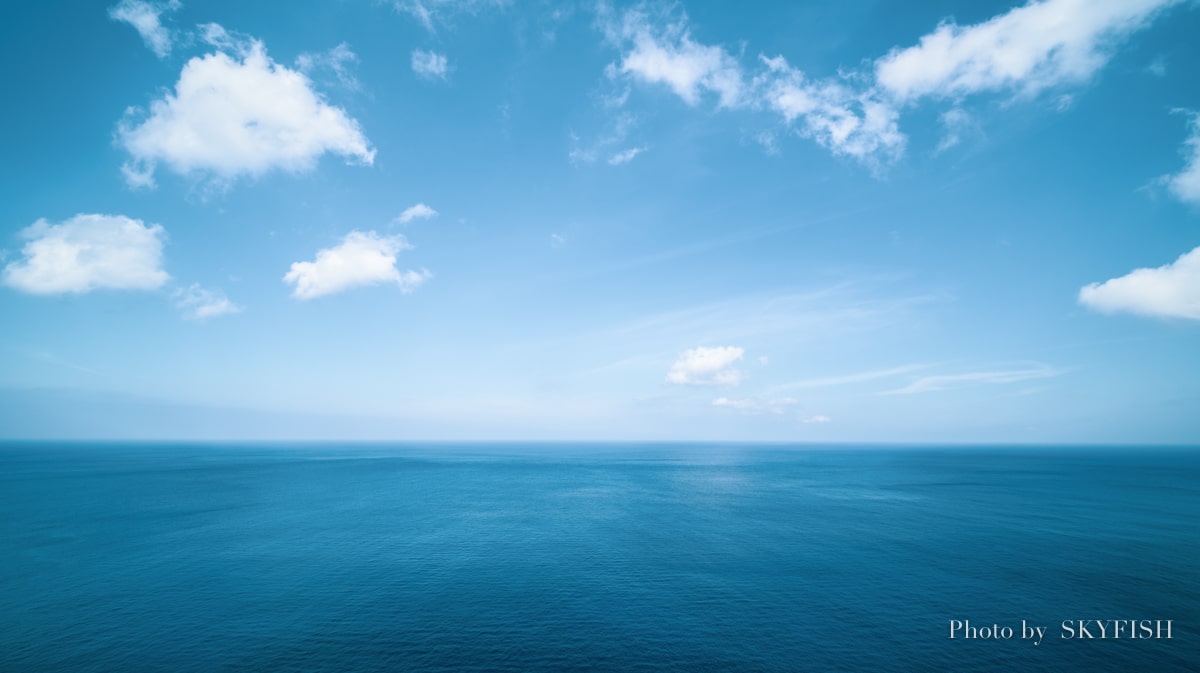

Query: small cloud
[608,146,647,165]
[297,42,361,90]
[712,396,798,414]
[801,415,832,424]
[1079,245,1200,320]
[667,346,745,386]
[570,114,641,166]
[1161,111,1200,205]
[604,5,744,108]
[935,107,974,154]
[758,356,768,366]
[174,283,242,320]
[2,214,169,294]
[395,203,439,224]
[109,0,180,59]
[755,132,781,156]
[411,49,449,80]
[284,230,430,300]
[550,233,566,249]
[1146,56,1167,77]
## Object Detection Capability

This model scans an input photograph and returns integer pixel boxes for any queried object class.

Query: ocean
[1,442,1196,672]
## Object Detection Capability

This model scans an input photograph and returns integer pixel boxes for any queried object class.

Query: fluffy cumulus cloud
[174,283,242,320]
[284,231,430,300]
[756,55,905,169]
[395,203,439,224]
[1079,246,1200,320]
[605,6,744,108]
[667,346,745,386]
[2,214,169,294]
[109,0,180,59]
[117,32,374,189]
[1163,112,1200,205]
[411,49,449,80]
[874,0,1182,102]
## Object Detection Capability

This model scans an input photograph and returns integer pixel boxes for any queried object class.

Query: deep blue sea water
[1,442,1197,672]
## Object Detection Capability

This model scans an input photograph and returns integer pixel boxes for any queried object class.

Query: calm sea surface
[1,443,1197,672]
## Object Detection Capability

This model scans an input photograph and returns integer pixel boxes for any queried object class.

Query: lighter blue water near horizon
[1,442,1197,672]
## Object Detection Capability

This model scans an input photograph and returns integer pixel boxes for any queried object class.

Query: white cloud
[883,365,1062,395]
[393,0,507,32]
[175,283,242,320]
[770,364,927,393]
[874,0,1182,102]
[570,114,640,165]
[667,346,745,386]
[2,214,169,294]
[550,233,566,249]
[1079,245,1200,320]
[395,203,439,224]
[411,49,449,80]
[1163,112,1200,205]
[109,0,180,59]
[935,107,973,153]
[117,33,374,189]
[712,397,758,410]
[802,415,832,424]
[605,6,744,108]
[284,231,430,300]
[756,55,905,169]
[712,396,798,414]
[608,146,646,165]
[297,43,361,91]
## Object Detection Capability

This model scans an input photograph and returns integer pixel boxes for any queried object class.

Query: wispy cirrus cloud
[109,0,180,59]
[882,364,1063,395]
[297,43,362,91]
[712,396,797,414]
[395,203,439,224]
[608,146,647,165]
[393,0,508,32]
[411,49,450,80]
[174,283,242,320]
[1161,111,1200,205]
[768,364,928,394]
[754,54,905,170]
[594,0,1184,170]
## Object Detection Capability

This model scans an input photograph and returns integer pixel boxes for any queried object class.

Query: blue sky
[2,0,1199,442]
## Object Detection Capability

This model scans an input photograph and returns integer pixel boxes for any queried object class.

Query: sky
[1,0,1198,443]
